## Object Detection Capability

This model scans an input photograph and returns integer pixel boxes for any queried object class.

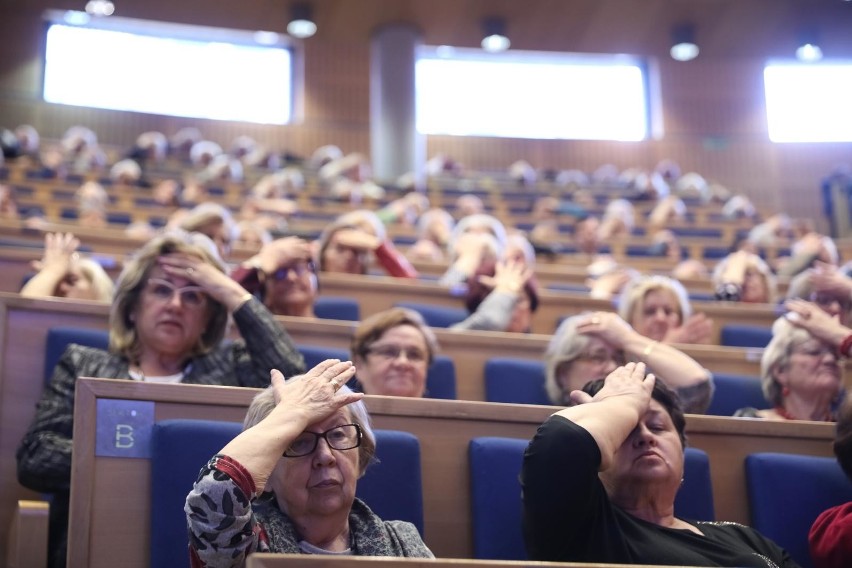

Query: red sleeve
[810,502,852,568]
[375,240,418,279]
[230,265,262,295]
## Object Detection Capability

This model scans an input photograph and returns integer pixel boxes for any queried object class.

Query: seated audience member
[309,144,344,169]
[544,312,712,413]
[439,213,507,287]
[786,264,852,326]
[169,127,203,161]
[109,158,142,185]
[647,195,687,232]
[349,308,439,398]
[425,153,464,178]
[232,236,317,318]
[131,130,168,164]
[203,153,244,183]
[674,171,708,200]
[809,392,852,568]
[377,191,430,226]
[234,220,273,249]
[586,260,639,301]
[316,213,417,278]
[189,140,223,168]
[0,183,20,219]
[618,275,713,345]
[598,198,635,240]
[70,144,107,176]
[735,306,844,421]
[75,181,109,228]
[712,250,777,303]
[186,361,433,563]
[16,232,305,568]
[14,124,40,158]
[407,207,455,262]
[455,193,484,218]
[178,202,237,261]
[748,213,793,248]
[523,362,798,566]
[503,232,536,269]
[508,159,537,187]
[60,125,97,158]
[252,168,305,200]
[776,231,839,279]
[631,170,670,201]
[451,260,537,333]
[152,179,182,208]
[572,215,604,257]
[721,194,757,220]
[20,232,114,302]
[319,153,385,202]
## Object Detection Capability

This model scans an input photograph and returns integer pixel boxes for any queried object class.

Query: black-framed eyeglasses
[269,261,316,282]
[283,423,362,458]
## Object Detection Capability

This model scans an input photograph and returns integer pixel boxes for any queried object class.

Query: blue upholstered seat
[484,358,549,406]
[719,324,773,348]
[393,301,468,328]
[745,452,852,568]
[44,326,109,383]
[705,373,770,416]
[150,419,425,567]
[468,437,715,561]
[313,296,360,321]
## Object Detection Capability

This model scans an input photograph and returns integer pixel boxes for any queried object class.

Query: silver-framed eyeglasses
[367,344,428,363]
[145,278,208,308]
[283,423,362,458]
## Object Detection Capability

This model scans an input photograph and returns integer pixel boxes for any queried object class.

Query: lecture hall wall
[1,0,852,229]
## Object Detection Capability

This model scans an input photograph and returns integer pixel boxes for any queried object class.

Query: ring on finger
[330,378,342,391]
[186,267,195,275]
[591,316,601,325]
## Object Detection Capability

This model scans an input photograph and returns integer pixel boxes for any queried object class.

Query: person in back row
[17,231,305,568]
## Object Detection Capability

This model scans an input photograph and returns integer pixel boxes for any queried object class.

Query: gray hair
[243,382,377,477]
[544,314,597,404]
[760,317,816,405]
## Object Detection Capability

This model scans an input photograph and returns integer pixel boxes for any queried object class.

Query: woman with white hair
[735,299,846,421]
[186,360,433,563]
[178,202,237,261]
[543,311,713,413]
[618,275,713,345]
[438,213,507,287]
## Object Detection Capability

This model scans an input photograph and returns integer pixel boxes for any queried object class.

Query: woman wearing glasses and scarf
[17,231,305,568]
[186,360,433,565]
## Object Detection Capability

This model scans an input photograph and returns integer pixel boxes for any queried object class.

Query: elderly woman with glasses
[232,236,319,317]
[186,360,433,564]
[735,300,846,421]
[349,308,440,398]
[544,311,713,414]
[17,231,305,568]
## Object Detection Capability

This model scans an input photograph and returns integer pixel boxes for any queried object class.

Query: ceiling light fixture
[481,17,510,53]
[287,2,317,39]
[84,0,114,17]
[670,23,699,62]
[796,28,823,62]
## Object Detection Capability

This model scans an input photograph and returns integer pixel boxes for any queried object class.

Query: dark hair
[835,395,852,481]
[464,260,539,314]
[581,377,687,448]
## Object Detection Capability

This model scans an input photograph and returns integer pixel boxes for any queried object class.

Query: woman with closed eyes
[16,231,305,568]
[543,311,713,414]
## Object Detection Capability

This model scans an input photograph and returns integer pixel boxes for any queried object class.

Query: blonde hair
[617,275,691,326]
[109,232,228,360]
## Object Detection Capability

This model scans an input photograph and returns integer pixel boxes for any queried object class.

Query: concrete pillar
[370,23,425,188]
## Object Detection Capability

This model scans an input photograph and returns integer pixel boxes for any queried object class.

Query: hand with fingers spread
[157,252,256,311]
[269,360,362,424]
[784,298,851,347]
[21,232,112,301]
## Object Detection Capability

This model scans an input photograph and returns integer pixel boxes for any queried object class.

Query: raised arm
[554,362,654,470]
[20,232,80,298]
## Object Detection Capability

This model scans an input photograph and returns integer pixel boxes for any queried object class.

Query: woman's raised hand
[569,362,654,410]
[271,360,362,423]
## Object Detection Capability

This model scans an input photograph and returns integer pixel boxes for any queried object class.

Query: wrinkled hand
[569,362,655,408]
[333,228,380,251]
[784,298,849,345]
[255,237,312,274]
[575,311,634,347]
[810,261,852,298]
[271,360,362,424]
[478,260,532,295]
[664,313,714,344]
[32,232,80,273]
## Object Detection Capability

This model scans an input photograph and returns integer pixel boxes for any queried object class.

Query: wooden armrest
[6,499,49,568]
